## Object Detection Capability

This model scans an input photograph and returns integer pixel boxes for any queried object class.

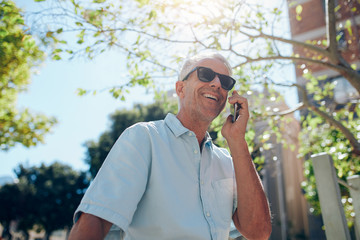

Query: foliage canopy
[23,0,360,229]
[0,0,57,151]
[0,162,90,239]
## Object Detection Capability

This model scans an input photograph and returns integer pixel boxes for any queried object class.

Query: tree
[0,162,90,239]
[0,0,57,151]
[25,0,359,152]
[25,0,359,227]
[0,181,35,240]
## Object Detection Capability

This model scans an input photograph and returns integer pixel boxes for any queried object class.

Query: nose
[210,75,221,89]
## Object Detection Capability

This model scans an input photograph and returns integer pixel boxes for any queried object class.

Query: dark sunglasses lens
[198,67,215,82]
[197,67,235,90]
[219,75,235,90]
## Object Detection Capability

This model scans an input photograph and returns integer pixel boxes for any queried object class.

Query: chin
[203,112,219,122]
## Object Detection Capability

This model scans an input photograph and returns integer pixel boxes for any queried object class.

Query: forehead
[193,58,230,76]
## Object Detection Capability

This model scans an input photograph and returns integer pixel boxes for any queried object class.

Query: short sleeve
[74,123,152,232]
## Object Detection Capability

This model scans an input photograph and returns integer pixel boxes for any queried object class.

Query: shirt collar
[165,113,213,149]
[164,113,190,137]
[204,132,213,149]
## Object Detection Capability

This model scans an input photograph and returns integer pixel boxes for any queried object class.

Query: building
[245,89,309,240]
[287,0,360,239]
[288,0,360,110]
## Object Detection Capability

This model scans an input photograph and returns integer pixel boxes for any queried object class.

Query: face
[177,58,230,123]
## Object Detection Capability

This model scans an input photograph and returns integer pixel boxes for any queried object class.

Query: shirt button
[194,149,198,154]
[201,180,204,185]
[206,212,211,217]
[188,132,192,136]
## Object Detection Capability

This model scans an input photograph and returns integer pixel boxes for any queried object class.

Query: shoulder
[126,120,165,135]
[119,120,166,143]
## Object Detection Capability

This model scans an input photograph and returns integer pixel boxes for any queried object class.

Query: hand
[221,91,249,142]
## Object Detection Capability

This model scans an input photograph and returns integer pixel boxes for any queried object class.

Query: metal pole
[347,175,360,240]
[276,157,287,240]
[311,153,351,240]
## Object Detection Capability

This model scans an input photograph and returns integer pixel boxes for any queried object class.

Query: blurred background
[1,0,360,239]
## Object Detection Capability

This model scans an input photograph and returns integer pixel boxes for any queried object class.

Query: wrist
[227,137,249,153]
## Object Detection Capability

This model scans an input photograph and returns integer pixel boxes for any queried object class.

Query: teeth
[204,94,218,101]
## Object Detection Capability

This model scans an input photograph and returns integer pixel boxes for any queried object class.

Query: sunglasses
[182,66,236,90]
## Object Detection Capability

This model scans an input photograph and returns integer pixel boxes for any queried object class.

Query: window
[333,76,359,104]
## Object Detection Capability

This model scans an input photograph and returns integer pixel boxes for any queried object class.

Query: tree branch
[264,78,360,155]
[110,27,197,44]
[308,104,360,156]
[325,0,340,63]
[111,42,178,72]
[239,26,332,58]
[234,54,347,73]
[269,102,305,116]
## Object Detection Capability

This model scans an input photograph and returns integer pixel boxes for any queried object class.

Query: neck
[176,111,210,146]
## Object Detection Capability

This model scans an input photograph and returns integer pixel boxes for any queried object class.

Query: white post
[347,175,360,240]
[311,153,351,240]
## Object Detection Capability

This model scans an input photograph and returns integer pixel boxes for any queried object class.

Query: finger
[228,95,248,107]
[223,115,233,127]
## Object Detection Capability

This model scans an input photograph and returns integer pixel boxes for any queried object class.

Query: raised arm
[222,91,272,240]
[68,213,113,240]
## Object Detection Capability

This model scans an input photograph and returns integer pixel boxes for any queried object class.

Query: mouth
[203,93,219,101]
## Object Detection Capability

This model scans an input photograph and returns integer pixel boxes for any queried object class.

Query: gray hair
[178,52,233,81]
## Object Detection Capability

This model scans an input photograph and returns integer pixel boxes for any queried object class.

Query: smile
[203,93,218,101]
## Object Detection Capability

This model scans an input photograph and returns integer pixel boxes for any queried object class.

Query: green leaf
[53,48,63,53]
[15,17,24,25]
[345,20,352,36]
[0,29,8,37]
[336,34,341,42]
[148,10,157,20]
[334,4,341,12]
[76,88,87,96]
[348,112,354,121]
[46,31,53,38]
[295,5,303,21]
[52,54,61,60]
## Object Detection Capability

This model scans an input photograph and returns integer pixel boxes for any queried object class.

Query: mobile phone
[232,103,241,122]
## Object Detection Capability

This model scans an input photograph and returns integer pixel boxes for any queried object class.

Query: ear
[175,81,185,98]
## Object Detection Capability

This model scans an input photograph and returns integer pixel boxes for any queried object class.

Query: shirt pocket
[212,178,234,223]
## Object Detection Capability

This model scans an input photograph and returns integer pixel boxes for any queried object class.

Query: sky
[1,0,298,179]
[1,0,157,178]
[0,46,155,179]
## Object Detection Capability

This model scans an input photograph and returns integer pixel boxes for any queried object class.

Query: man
[69,52,272,240]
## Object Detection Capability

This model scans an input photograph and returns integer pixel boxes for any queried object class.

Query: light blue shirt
[75,113,237,240]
